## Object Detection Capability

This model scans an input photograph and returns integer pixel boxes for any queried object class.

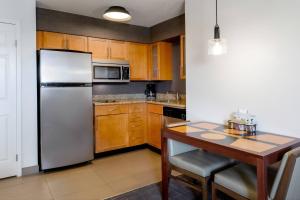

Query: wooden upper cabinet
[42,32,66,49]
[36,31,43,50]
[127,42,149,80]
[37,31,88,52]
[87,38,127,61]
[66,35,87,52]
[109,40,127,60]
[149,42,173,81]
[180,35,186,80]
[88,37,109,60]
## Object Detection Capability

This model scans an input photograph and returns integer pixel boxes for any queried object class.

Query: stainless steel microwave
[92,60,130,82]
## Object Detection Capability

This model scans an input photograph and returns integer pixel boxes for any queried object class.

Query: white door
[0,23,17,179]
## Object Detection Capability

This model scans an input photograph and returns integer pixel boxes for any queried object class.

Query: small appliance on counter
[145,84,156,100]
[227,109,257,135]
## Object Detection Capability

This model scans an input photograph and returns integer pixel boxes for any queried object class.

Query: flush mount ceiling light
[103,6,132,22]
[208,0,227,55]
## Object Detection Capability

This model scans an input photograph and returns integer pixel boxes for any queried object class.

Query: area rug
[106,178,201,200]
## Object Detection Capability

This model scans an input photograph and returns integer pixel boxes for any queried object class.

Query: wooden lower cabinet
[147,113,163,149]
[94,103,164,153]
[128,112,146,146]
[147,104,163,149]
[95,114,128,153]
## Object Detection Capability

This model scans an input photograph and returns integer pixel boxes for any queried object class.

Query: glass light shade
[208,38,227,55]
[103,6,132,22]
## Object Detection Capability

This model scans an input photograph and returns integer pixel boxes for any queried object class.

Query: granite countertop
[93,99,186,109]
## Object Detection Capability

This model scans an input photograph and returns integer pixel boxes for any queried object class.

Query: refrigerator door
[40,86,93,170]
[40,50,92,83]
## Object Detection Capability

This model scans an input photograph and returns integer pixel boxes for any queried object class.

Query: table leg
[257,159,268,200]
[161,134,169,200]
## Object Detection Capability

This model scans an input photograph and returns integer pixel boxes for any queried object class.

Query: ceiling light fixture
[208,0,227,55]
[103,6,132,22]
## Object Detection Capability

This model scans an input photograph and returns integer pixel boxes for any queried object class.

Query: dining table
[161,121,300,200]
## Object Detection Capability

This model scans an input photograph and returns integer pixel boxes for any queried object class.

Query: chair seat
[214,163,280,200]
[169,149,233,177]
[215,164,257,200]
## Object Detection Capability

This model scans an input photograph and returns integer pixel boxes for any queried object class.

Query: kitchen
[1,0,189,199]
[1,0,300,200]
[36,3,187,166]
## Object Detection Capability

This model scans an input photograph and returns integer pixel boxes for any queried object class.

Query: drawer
[95,104,129,116]
[129,113,145,123]
[129,103,146,113]
[147,104,163,114]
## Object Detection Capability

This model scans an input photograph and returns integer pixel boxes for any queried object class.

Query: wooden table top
[166,121,300,158]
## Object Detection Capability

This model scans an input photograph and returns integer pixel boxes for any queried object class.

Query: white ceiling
[36,0,185,27]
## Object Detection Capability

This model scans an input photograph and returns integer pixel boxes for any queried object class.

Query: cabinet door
[180,35,186,79]
[128,113,146,146]
[109,40,127,60]
[147,113,162,149]
[95,114,128,153]
[157,42,173,80]
[42,32,66,49]
[88,37,109,60]
[36,31,43,50]
[128,43,149,80]
[66,35,87,52]
[150,44,159,80]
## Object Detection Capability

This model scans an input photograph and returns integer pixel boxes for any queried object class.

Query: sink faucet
[176,92,180,101]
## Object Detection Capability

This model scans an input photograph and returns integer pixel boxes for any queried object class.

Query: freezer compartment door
[40,86,93,170]
[40,50,92,83]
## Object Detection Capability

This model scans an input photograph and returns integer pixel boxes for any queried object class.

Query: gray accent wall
[151,15,185,42]
[36,8,185,43]
[37,8,151,43]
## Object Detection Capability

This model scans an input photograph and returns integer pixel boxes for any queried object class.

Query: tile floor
[0,149,162,200]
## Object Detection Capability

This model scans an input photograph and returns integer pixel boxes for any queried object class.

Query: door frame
[0,19,22,177]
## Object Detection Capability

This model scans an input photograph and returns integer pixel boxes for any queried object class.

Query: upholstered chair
[212,147,300,200]
[166,122,235,200]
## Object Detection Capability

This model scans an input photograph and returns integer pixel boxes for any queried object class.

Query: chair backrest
[270,147,300,200]
[164,121,197,157]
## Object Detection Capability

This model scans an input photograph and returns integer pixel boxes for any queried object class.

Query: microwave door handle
[120,66,123,80]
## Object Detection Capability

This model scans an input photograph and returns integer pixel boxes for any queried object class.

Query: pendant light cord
[216,0,218,25]
[214,0,220,39]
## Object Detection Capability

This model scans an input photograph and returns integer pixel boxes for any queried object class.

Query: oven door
[93,65,122,82]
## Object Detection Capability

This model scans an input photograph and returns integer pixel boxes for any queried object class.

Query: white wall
[186,0,300,137]
[0,0,37,168]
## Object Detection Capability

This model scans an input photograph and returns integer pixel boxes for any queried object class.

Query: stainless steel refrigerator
[38,49,94,170]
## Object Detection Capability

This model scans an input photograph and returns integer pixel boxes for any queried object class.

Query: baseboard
[94,144,148,158]
[22,165,39,176]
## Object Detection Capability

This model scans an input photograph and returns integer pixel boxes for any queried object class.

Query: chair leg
[212,182,217,200]
[201,178,209,200]
[168,168,171,183]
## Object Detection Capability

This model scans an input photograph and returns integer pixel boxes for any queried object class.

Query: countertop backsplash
[93,93,186,102]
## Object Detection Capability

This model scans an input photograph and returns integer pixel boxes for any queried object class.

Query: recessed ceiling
[36,0,185,27]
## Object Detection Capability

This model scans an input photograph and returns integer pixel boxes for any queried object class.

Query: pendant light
[103,6,132,22]
[208,0,227,55]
